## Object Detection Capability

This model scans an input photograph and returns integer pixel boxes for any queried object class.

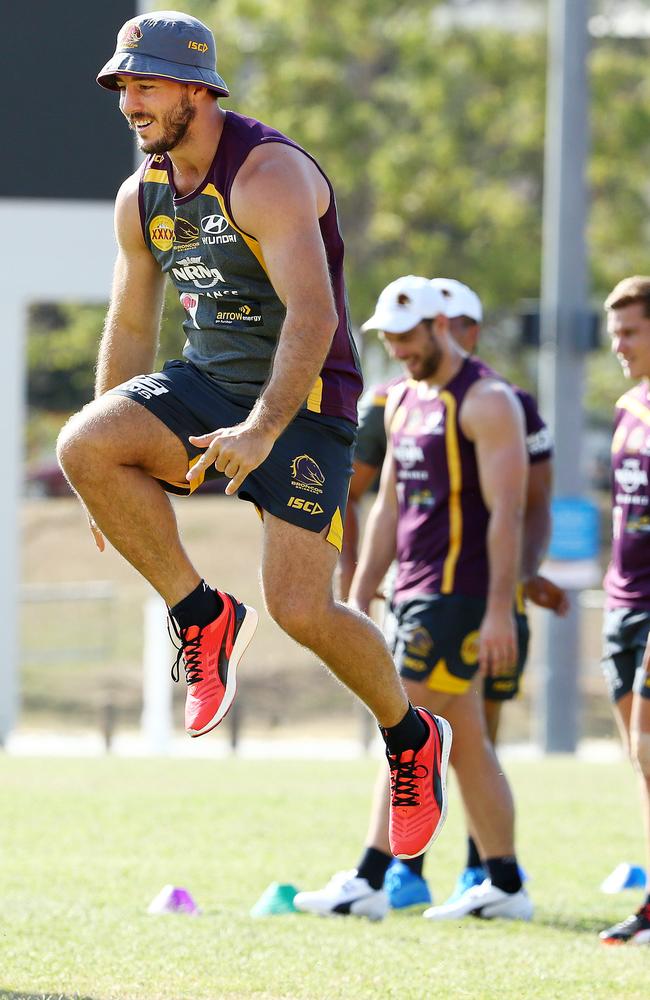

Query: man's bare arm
[233,144,338,435]
[348,388,406,611]
[522,459,569,615]
[462,380,527,674]
[95,172,166,395]
[349,450,399,614]
[338,460,380,601]
[187,144,339,493]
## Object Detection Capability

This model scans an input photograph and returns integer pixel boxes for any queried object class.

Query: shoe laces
[328,870,360,891]
[167,613,203,686]
[388,752,428,807]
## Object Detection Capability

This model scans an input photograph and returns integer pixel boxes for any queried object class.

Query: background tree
[26,2,650,445]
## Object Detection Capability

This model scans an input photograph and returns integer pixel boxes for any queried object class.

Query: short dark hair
[604,276,650,318]
[452,315,478,330]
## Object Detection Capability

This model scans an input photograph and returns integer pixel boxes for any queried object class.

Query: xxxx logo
[150,215,174,252]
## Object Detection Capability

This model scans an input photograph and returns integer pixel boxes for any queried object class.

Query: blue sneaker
[384,860,432,909]
[444,865,486,905]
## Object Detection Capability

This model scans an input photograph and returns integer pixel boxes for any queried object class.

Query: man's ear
[434,314,449,337]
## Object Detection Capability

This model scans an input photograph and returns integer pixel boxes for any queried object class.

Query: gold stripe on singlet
[617,393,650,426]
[306,376,323,414]
[439,391,463,594]
[202,182,268,274]
[143,169,169,185]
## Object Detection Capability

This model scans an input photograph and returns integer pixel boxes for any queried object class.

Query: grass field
[0,755,647,1000]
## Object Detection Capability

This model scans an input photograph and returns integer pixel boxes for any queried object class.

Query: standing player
[56,11,450,861]
[295,275,533,921]
[599,276,650,945]
[338,278,567,910]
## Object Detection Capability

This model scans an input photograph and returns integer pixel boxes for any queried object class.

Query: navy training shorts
[601,606,650,702]
[110,359,356,551]
[390,593,529,699]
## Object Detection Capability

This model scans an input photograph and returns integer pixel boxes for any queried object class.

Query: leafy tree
[26,2,650,431]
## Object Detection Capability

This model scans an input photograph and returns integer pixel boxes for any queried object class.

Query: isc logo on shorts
[287,497,324,515]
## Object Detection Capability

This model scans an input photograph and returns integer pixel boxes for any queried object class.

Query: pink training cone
[147,884,201,916]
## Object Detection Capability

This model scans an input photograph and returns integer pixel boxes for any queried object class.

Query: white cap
[430,278,482,323]
[361,275,448,334]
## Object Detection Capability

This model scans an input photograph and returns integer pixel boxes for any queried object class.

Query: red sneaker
[388,708,452,860]
[170,592,258,737]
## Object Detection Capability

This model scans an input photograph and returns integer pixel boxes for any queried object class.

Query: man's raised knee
[56,410,93,482]
[265,592,326,646]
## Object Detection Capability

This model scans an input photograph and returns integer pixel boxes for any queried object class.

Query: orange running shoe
[388,708,452,860]
[170,592,258,737]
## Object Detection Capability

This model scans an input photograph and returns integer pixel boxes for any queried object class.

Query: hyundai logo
[201,214,230,235]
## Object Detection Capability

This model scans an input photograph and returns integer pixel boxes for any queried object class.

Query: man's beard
[130,93,196,154]
[413,340,443,380]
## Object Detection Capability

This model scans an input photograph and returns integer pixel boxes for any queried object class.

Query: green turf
[0,756,647,1000]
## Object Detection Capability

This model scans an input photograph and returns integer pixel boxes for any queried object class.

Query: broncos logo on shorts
[290,454,326,489]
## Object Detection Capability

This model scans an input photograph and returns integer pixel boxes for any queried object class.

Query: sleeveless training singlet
[390,356,501,604]
[604,382,650,609]
[138,110,362,423]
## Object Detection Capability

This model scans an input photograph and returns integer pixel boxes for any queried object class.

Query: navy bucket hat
[97,10,229,97]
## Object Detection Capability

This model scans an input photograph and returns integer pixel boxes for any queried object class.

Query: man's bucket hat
[97,10,229,97]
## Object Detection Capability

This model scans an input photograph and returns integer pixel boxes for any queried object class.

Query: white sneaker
[423,878,533,921]
[294,870,389,921]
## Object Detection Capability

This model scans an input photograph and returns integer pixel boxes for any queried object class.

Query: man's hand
[187,423,276,495]
[523,575,569,616]
[347,583,374,617]
[478,609,518,677]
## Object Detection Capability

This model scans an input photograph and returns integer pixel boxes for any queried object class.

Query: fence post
[141,595,173,755]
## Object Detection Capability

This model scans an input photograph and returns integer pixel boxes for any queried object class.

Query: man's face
[608,302,650,381]
[447,316,480,353]
[116,76,196,154]
[380,319,445,381]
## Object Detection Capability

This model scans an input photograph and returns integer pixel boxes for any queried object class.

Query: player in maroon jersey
[599,276,650,945]
[338,278,567,910]
[296,275,533,921]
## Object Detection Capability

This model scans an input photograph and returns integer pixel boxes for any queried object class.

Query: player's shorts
[390,593,529,699]
[110,359,356,551]
[601,607,650,702]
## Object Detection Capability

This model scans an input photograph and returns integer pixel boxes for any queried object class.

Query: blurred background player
[338,278,568,910]
[295,275,532,922]
[599,276,650,946]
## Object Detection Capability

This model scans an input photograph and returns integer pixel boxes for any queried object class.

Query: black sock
[356,847,393,891]
[466,836,483,870]
[381,705,428,757]
[485,856,522,895]
[401,854,425,877]
[170,581,223,630]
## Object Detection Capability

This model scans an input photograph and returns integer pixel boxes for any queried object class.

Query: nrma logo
[616,458,648,494]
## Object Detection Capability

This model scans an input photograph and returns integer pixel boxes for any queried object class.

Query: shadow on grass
[0,992,99,1000]
[532,912,617,935]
